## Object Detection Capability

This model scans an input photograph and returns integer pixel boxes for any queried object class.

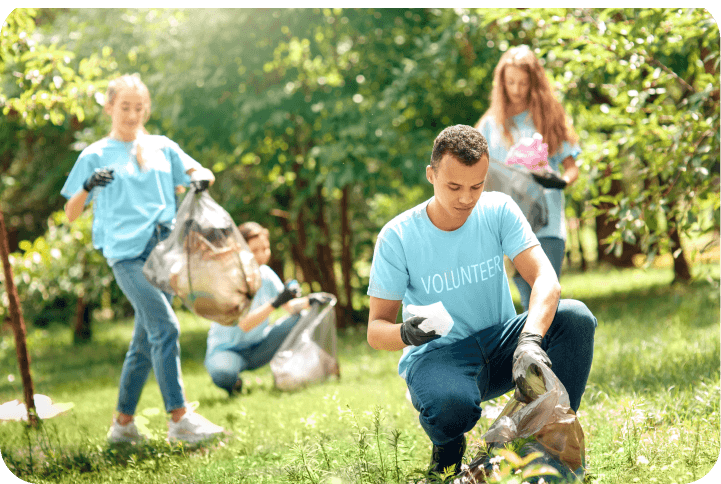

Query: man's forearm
[522,274,561,337]
[367,319,406,351]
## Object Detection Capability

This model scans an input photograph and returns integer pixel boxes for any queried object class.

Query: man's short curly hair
[430,125,489,171]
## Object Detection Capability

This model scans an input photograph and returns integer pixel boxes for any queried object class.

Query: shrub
[1,209,120,331]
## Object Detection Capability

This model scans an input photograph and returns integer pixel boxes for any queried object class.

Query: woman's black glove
[190,179,210,192]
[271,281,302,309]
[532,171,567,189]
[83,168,114,192]
[400,316,441,347]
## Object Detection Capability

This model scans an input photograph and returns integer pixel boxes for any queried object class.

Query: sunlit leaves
[488,8,719,259]
[0,210,115,323]
[1,10,114,128]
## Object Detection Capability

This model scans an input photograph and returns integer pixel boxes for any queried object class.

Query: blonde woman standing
[477,45,581,311]
[61,73,223,444]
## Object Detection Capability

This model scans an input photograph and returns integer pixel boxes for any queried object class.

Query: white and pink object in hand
[506,133,549,171]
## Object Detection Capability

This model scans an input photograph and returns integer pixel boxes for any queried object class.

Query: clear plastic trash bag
[485,156,549,232]
[457,351,586,483]
[143,187,262,326]
[270,293,340,391]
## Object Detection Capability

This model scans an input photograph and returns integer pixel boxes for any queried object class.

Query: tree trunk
[0,209,38,426]
[268,256,284,282]
[277,190,346,325]
[315,187,339,295]
[668,213,693,283]
[595,171,643,267]
[339,186,353,328]
[73,295,92,344]
[279,209,323,286]
[700,45,720,103]
[313,188,344,325]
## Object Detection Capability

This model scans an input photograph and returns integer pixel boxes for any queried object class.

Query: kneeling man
[366,125,597,477]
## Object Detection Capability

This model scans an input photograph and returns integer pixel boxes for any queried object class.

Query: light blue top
[61,135,202,262]
[367,191,539,379]
[478,111,581,240]
[206,265,284,352]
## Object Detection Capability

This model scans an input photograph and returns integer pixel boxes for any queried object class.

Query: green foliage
[1,8,719,330]
[1,9,122,128]
[0,209,115,325]
[470,8,720,259]
[1,8,117,246]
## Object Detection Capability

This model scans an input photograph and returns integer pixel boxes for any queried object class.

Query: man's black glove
[308,294,333,306]
[532,171,567,190]
[512,332,552,391]
[83,168,114,192]
[271,281,302,309]
[512,332,552,404]
[190,179,210,192]
[400,316,441,347]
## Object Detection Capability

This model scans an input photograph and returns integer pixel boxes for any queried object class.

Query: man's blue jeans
[406,299,596,446]
[513,237,566,311]
[204,314,300,393]
[111,226,186,415]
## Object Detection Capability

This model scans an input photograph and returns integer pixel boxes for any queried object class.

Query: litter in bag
[457,351,586,483]
[143,186,261,326]
[270,293,340,391]
[484,156,549,232]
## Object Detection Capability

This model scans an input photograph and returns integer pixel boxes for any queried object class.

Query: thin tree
[0,208,38,427]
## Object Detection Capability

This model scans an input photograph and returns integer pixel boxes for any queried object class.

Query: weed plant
[0,265,719,483]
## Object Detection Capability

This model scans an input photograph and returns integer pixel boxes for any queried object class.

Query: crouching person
[366,125,597,478]
[204,222,325,396]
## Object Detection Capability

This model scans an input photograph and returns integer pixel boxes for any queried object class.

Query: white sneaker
[107,418,148,444]
[167,408,224,444]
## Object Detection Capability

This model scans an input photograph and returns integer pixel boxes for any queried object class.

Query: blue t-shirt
[367,191,539,379]
[206,264,284,353]
[478,111,581,240]
[61,135,202,262]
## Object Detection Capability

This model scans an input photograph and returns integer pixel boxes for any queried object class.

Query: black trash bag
[143,186,262,325]
[457,351,586,483]
[270,293,340,391]
[484,156,549,233]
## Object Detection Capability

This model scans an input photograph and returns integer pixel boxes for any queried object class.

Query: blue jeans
[111,226,186,415]
[406,299,596,445]
[513,237,565,311]
[204,314,300,393]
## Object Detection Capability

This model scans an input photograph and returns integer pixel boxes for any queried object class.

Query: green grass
[1,264,719,484]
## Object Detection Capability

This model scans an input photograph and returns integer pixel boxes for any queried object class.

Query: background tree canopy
[1,8,719,328]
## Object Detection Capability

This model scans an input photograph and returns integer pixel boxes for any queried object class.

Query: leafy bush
[1,209,121,327]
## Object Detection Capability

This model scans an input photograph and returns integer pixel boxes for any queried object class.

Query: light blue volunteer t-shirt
[206,264,284,353]
[478,111,581,240]
[367,191,539,379]
[60,135,201,263]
